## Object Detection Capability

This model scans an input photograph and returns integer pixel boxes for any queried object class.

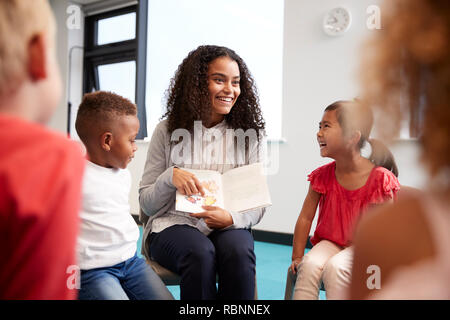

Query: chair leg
[254,274,258,300]
[284,268,296,300]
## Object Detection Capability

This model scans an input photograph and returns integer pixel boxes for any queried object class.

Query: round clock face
[323,7,352,36]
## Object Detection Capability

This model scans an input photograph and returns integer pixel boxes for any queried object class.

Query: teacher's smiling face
[206,56,241,126]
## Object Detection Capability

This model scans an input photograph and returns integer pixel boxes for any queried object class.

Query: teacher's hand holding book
[173,167,206,196]
[190,205,233,229]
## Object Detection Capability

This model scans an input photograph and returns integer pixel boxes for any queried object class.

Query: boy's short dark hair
[75,91,137,145]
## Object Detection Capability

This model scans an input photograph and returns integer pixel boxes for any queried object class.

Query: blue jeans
[78,253,173,300]
[149,225,256,300]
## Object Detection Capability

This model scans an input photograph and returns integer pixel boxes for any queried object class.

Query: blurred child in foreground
[350,0,450,299]
[0,0,85,299]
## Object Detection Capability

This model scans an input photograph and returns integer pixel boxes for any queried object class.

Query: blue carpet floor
[137,227,326,300]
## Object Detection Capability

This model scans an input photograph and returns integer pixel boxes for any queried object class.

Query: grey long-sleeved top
[138,119,266,260]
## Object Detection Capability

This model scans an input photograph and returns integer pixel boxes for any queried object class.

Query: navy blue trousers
[148,225,256,300]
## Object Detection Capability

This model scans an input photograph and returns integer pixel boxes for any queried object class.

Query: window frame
[83,2,148,139]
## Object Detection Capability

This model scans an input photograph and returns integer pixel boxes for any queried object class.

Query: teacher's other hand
[190,206,233,229]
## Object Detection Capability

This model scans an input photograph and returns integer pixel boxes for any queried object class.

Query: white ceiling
[70,0,137,15]
[71,0,103,5]
[71,0,137,10]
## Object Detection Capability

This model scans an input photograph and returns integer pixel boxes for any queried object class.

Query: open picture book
[175,162,272,214]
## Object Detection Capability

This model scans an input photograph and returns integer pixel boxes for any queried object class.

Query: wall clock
[323,7,352,36]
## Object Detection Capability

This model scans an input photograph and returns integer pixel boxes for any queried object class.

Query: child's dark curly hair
[162,45,265,139]
[75,91,136,146]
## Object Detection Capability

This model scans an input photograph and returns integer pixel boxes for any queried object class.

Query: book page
[222,163,272,213]
[175,168,225,213]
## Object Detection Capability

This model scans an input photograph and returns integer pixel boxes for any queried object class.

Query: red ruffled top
[309,161,400,248]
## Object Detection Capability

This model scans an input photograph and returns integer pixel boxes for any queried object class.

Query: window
[399,108,424,140]
[97,61,136,102]
[145,0,284,139]
[81,0,283,140]
[398,78,426,140]
[97,12,136,45]
[83,3,148,138]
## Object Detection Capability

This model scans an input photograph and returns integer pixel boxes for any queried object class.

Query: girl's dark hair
[162,45,265,138]
[325,100,399,177]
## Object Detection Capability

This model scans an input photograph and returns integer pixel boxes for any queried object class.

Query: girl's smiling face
[207,56,241,125]
[317,109,346,158]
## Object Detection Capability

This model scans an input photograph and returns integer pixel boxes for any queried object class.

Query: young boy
[0,0,85,299]
[74,91,173,300]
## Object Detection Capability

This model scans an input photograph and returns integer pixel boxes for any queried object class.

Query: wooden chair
[147,259,183,286]
[284,185,422,300]
[284,268,325,300]
[148,259,258,299]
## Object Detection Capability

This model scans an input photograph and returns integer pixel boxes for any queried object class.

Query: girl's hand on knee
[290,257,302,275]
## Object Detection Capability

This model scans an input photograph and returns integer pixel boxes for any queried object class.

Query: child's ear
[101,132,113,151]
[351,130,362,145]
[28,33,47,81]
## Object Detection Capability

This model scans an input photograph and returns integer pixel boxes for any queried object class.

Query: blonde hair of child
[0,0,55,97]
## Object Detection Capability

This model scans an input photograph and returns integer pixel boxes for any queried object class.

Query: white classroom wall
[48,0,69,133]
[48,0,85,134]
[48,0,427,236]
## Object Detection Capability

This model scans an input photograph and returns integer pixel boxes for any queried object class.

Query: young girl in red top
[289,100,400,300]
